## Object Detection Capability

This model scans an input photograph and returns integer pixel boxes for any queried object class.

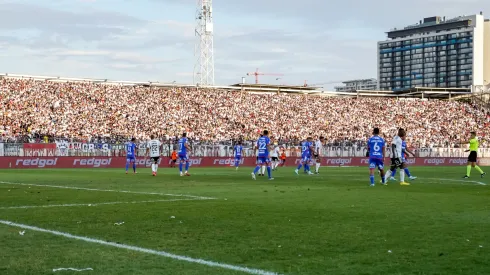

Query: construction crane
[247,68,283,84]
[303,80,343,87]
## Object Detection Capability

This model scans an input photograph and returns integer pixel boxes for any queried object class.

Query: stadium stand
[1,78,489,148]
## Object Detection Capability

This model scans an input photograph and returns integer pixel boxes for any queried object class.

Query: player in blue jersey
[234,141,243,170]
[125,138,137,174]
[178,133,191,176]
[254,134,267,176]
[295,137,314,175]
[390,138,417,181]
[366,128,386,186]
[251,130,274,180]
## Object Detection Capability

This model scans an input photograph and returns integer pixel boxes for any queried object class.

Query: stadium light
[194,0,214,86]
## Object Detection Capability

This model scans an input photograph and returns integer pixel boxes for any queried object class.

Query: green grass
[0,166,489,275]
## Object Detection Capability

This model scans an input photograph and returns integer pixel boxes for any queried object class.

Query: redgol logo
[448,158,467,165]
[73,158,112,167]
[16,158,58,168]
[167,158,202,165]
[423,158,445,165]
[213,158,244,165]
[404,158,416,165]
[478,158,490,166]
[360,159,370,164]
[326,158,352,165]
[294,158,313,164]
[137,158,162,167]
[188,158,202,166]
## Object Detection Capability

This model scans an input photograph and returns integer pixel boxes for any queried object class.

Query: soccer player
[170,148,177,168]
[280,149,287,167]
[251,130,274,180]
[178,133,192,176]
[295,138,306,174]
[314,136,325,174]
[146,135,161,176]
[234,141,243,170]
[390,138,417,181]
[366,128,386,186]
[270,142,281,171]
[295,137,314,175]
[125,138,137,174]
[254,134,265,176]
[384,128,410,185]
[463,131,486,178]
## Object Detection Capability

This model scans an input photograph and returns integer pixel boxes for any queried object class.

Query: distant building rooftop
[386,15,474,39]
[334,79,377,92]
[341,78,377,84]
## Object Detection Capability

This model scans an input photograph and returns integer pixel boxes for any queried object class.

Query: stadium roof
[0,73,473,99]
[392,87,471,99]
[230,83,318,92]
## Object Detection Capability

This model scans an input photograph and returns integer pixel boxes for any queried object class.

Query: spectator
[0,78,488,148]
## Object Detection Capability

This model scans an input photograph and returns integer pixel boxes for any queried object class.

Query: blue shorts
[369,158,384,170]
[178,155,188,162]
[301,156,311,163]
[235,156,241,161]
[126,156,136,162]
[256,157,271,165]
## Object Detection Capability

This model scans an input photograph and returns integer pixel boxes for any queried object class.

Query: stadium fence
[1,143,489,158]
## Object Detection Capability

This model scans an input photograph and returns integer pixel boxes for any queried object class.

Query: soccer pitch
[1,167,489,275]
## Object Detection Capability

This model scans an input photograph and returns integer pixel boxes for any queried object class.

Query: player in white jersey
[384,129,410,186]
[146,135,162,176]
[313,136,325,174]
[270,143,281,171]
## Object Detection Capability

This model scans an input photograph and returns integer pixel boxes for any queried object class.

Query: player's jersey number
[258,141,266,150]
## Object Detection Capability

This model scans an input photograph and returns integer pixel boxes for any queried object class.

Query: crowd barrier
[2,143,490,158]
[1,157,489,169]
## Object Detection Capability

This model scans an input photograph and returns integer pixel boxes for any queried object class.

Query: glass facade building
[377,15,490,91]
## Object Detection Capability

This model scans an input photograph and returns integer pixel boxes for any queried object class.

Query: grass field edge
[0,219,282,275]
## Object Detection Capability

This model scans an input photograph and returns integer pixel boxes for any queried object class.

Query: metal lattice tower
[193,0,214,86]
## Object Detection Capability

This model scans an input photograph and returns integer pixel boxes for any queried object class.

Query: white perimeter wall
[483,20,490,85]
[473,14,485,86]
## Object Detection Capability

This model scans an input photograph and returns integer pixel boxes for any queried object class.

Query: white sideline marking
[424,178,486,186]
[0,181,217,200]
[350,177,487,186]
[53,267,93,272]
[0,199,202,210]
[0,220,281,275]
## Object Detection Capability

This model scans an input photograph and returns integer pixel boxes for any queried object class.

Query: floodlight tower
[193,0,215,86]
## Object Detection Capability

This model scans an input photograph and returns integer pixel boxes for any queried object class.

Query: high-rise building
[378,14,490,91]
[334,79,377,92]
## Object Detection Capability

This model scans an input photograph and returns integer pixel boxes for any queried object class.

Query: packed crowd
[1,78,489,148]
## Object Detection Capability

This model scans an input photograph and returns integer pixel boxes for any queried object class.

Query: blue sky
[0,0,487,89]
